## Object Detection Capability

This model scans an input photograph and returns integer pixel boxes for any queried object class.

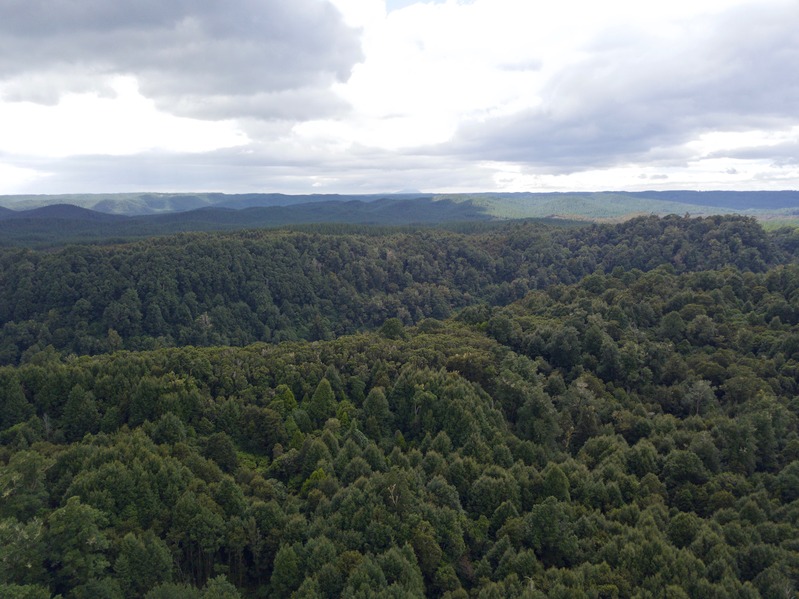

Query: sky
[0,0,797,195]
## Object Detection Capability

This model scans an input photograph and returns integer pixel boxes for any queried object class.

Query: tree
[362,387,392,440]
[145,582,202,599]
[170,491,225,587]
[307,378,336,426]
[0,517,47,587]
[204,432,239,473]
[114,531,173,596]
[0,450,52,521]
[523,498,579,568]
[202,576,241,598]
[270,545,302,598]
[411,521,443,580]
[45,496,110,593]
[380,318,407,340]
[777,461,799,502]
[662,450,709,490]
[547,326,581,370]
[667,512,700,548]
[541,463,570,501]
[0,584,52,599]
[0,371,33,431]
[378,545,424,596]
[62,385,100,442]
[270,384,298,417]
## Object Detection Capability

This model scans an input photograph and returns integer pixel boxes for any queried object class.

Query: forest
[3,214,799,598]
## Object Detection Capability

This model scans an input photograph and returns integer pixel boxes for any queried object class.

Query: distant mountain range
[0,197,490,247]
[624,190,799,210]
[431,190,799,221]
[0,192,438,216]
[1,190,798,247]
[0,203,127,222]
[3,190,799,217]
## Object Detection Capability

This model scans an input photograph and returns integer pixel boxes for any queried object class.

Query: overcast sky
[0,0,797,195]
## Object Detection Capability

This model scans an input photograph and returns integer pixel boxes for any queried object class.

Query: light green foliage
[0,584,52,599]
[201,576,241,598]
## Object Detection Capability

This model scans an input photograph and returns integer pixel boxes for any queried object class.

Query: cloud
[1,0,797,194]
[0,0,363,120]
[708,137,799,167]
[1,141,502,195]
[0,77,249,158]
[445,0,799,174]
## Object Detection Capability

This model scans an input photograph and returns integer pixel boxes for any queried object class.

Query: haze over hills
[3,190,799,217]
[432,191,799,221]
[1,190,798,248]
[0,204,127,223]
[0,197,493,247]
[624,190,799,210]
[0,192,438,216]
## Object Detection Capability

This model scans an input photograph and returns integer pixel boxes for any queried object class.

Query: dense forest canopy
[0,215,788,364]
[3,214,799,598]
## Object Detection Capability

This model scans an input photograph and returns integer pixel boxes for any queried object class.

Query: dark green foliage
[145,582,202,599]
[270,545,302,598]
[0,215,786,364]
[114,531,173,596]
[380,318,407,340]
[1,215,799,597]
[0,518,47,587]
[307,378,336,427]
[204,432,239,473]
[45,496,110,594]
[0,371,33,430]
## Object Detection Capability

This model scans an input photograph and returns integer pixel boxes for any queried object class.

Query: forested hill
[0,198,490,247]
[5,214,799,596]
[624,190,799,210]
[0,215,791,365]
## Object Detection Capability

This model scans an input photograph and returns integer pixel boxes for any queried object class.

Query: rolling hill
[2,191,799,247]
[0,203,127,222]
[0,198,492,247]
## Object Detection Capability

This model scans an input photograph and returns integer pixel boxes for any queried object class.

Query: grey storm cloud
[447,1,799,173]
[0,0,363,120]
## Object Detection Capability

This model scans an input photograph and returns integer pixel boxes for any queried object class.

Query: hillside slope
[3,248,799,596]
[0,214,786,364]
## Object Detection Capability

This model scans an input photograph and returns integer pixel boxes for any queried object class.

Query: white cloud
[689,127,799,157]
[0,77,248,158]
[0,162,47,193]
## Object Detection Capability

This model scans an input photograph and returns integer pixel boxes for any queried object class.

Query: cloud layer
[448,1,799,173]
[0,0,797,194]
[0,0,362,120]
